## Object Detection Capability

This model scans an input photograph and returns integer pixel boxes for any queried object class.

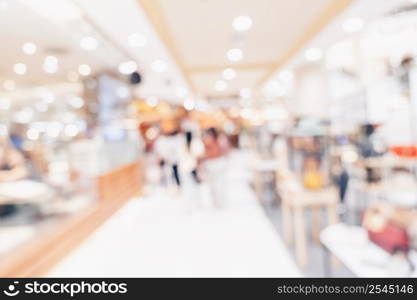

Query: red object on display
[368,222,410,254]
[390,146,417,158]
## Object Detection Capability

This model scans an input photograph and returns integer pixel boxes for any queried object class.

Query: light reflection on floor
[48,151,300,277]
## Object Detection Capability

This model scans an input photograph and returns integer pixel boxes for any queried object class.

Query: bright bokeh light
[13,63,27,75]
[227,48,243,62]
[222,68,236,80]
[43,56,58,74]
[304,47,323,61]
[22,42,37,55]
[118,61,137,74]
[78,64,92,76]
[183,98,195,111]
[232,15,252,32]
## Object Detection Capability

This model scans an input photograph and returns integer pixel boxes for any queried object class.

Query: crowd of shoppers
[150,115,238,209]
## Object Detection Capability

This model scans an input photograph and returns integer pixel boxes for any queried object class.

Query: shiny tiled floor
[48,192,299,277]
[48,151,300,277]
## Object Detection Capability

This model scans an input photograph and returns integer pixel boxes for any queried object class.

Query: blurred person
[180,113,202,183]
[358,124,385,183]
[9,124,25,152]
[224,133,256,205]
[391,55,414,95]
[179,130,204,212]
[181,112,199,141]
[0,136,28,217]
[227,134,239,150]
[332,163,349,204]
[0,138,28,182]
[273,135,290,170]
[154,119,184,192]
[199,127,227,208]
[182,131,202,183]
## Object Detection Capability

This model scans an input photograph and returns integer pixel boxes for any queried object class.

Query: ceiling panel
[0,0,123,88]
[158,0,334,67]
[139,0,350,97]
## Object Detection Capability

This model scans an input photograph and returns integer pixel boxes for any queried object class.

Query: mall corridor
[2,0,417,281]
[48,152,300,277]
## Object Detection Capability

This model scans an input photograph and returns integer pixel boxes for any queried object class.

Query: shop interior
[1,0,417,277]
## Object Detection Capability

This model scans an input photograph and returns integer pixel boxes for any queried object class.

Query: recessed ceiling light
[3,80,16,91]
[78,64,91,76]
[222,68,236,80]
[232,15,252,32]
[184,98,194,111]
[80,36,98,51]
[239,88,252,99]
[22,42,37,55]
[304,47,323,61]
[13,63,27,75]
[342,17,363,33]
[227,48,243,62]
[26,128,40,140]
[214,80,227,92]
[128,33,147,48]
[43,56,58,73]
[151,59,167,73]
[118,61,137,74]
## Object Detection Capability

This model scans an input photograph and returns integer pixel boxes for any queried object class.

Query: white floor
[48,151,300,277]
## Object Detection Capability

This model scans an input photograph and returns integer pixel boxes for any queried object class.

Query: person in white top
[179,131,204,211]
[199,128,228,208]
[154,121,184,189]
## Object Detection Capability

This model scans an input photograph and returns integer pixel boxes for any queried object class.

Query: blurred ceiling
[0,0,189,102]
[138,0,353,98]
[0,0,121,87]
